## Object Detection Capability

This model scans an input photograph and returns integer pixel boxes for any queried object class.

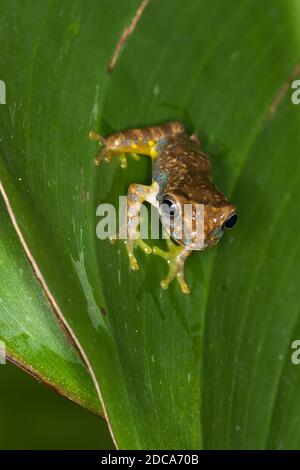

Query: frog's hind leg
[89,122,185,168]
[124,181,159,271]
[153,239,191,294]
[190,133,201,145]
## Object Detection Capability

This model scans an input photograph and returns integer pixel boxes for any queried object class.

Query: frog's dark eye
[223,213,238,230]
[160,197,179,220]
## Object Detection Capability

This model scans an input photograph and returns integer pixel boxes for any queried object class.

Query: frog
[90,122,237,294]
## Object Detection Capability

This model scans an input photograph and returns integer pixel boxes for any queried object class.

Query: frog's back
[153,133,213,202]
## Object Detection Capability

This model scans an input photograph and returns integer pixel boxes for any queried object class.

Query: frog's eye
[223,213,238,229]
[160,197,180,220]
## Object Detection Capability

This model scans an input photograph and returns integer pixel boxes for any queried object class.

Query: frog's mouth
[204,228,224,249]
[210,226,224,239]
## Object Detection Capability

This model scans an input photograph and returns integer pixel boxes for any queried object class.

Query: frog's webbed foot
[89,131,129,168]
[108,231,152,270]
[124,238,152,271]
[153,239,191,294]
[96,150,128,168]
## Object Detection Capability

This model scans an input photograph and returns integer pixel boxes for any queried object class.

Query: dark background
[0,362,114,449]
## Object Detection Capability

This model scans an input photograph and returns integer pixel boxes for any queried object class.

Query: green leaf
[0,196,101,416]
[1,0,300,449]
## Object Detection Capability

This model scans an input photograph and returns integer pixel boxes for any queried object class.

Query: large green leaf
[1,0,300,449]
[0,196,101,416]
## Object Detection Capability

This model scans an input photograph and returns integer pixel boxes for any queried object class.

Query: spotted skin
[90,122,237,294]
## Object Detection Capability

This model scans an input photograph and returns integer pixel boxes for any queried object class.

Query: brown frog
[90,122,237,294]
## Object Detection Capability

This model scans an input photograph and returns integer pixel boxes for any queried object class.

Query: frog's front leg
[125,181,159,271]
[153,239,191,294]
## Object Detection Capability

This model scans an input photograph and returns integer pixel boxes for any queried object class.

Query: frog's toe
[124,238,152,271]
[161,279,170,290]
[176,272,191,294]
[94,149,113,166]
[119,153,127,169]
[153,244,191,294]
[129,257,140,271]
[91,140,126,168]
[125,240,140,270]
[136,238,152,255]
[162,265,190,294]
[89,130,104,143]
[152,246,168,259]
[108,234,118,244]
[159,265,190,294]
[94,155,103,166]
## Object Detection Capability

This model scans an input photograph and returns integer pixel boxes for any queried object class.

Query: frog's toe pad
[153,245,191,294]
[137,239,152,255]
[130,262,139,271]
[124,238,152,271]
[160,279,170,290]
[177,278,191,294]
[128,253,140,271]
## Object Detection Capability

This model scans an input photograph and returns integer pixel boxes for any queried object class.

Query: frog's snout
[204,206,237,248]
